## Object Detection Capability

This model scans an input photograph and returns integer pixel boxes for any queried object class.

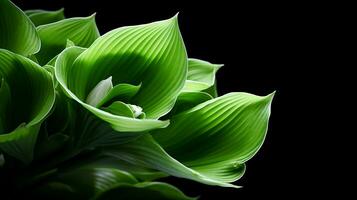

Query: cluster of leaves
[0,0,274,199]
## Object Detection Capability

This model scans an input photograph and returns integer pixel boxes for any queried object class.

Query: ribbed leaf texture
[0,1,275,199]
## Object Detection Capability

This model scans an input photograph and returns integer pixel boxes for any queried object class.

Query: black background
[11,0,313,199]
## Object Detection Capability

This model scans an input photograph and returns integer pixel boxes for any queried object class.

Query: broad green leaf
[182,58,222,92]
[95,182,196,200]
[36,15,100,65]
[104,92,273,187]
[25,8,65,26]
[0,0,41,56]
[55,45,169,132]
[0,49,55,163]
[103,135,244,188]
[0,124,41,164]
[154,92,274,181]
[68,14,187,119]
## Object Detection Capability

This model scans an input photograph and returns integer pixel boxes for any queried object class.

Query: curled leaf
[0,0,41,56]
[0,49,55,163]
[55,15,189,132]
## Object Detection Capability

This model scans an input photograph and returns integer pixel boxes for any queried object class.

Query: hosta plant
[0,0,274,199]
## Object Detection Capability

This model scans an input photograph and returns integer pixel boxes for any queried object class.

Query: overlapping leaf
[0,0,41,56]
[0,49,55,163]
[36,15,100,65]
[55,15,188,132]
[68,15,187,119]
[154,92,274,182]
[103,92,273,187]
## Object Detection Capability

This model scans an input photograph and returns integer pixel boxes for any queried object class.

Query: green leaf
[0,0,41,56]
[95,182,196,200]
[0,124,41,164]
[0,49,55,163]
[25,8,65,26]
[154,92,274,181]
[36,14,100,65]
[182,58,222,92]
[67,14,187,119]
[104,92,273,187]
[103,135,244,188]
[55,46,169,132]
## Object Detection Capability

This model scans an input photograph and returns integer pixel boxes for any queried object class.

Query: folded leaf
[103,92,273,187]
[36,15,100,65]
[54,25,182,131]
[154,92,274,165]
[0,49,55,163]
[0,0,41,56]
[25,8,65,26]
[103,135,243,188]
[154,92,274,181]
[182,58,222,92]
[69,14,187,119]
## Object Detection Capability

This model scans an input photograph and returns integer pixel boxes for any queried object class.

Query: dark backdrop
[12,0,301,199]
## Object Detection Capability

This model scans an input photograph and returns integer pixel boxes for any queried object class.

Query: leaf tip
[168,12,179,26]
[265,90,276,102]
[89,12,97,19]
[214,63,224,71]
[57,7,65,13]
